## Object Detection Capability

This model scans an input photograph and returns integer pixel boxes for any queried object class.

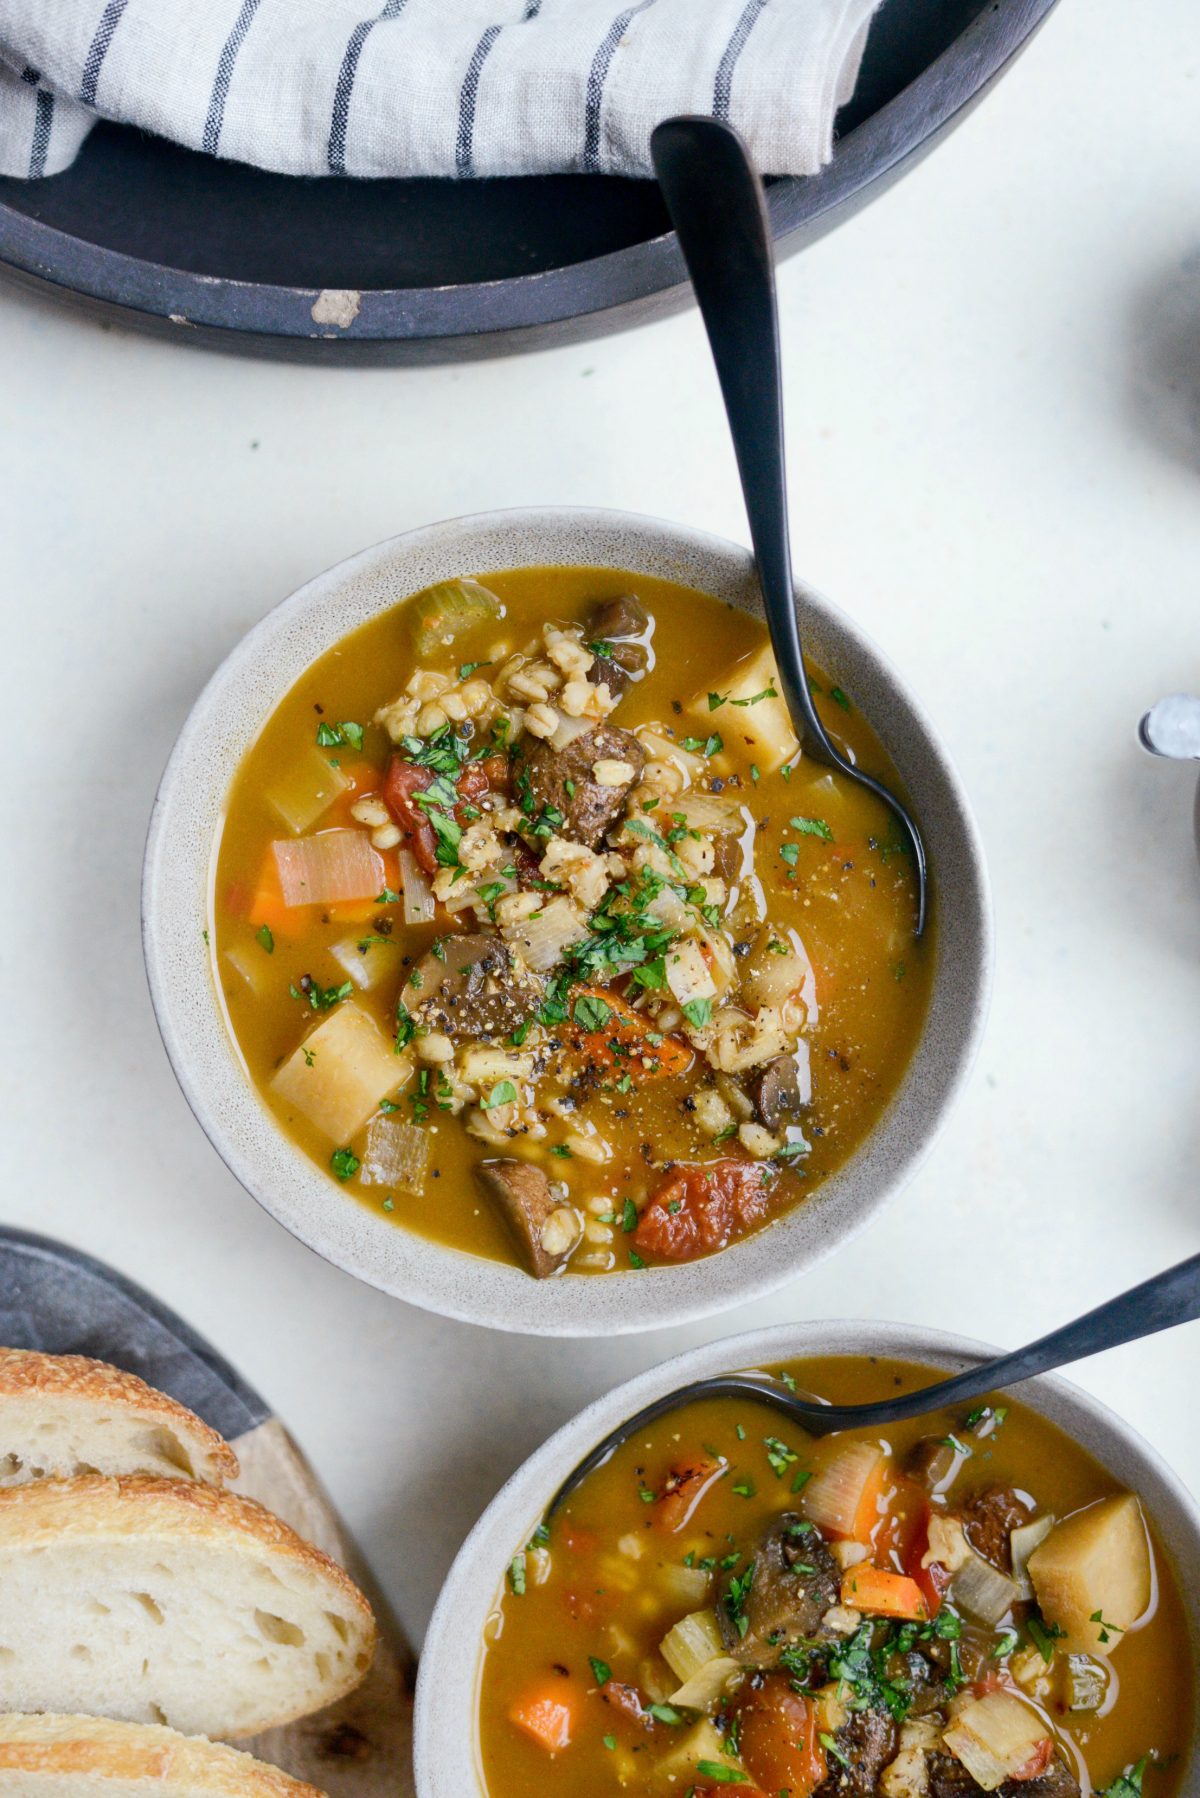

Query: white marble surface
[0,0,1197,1651]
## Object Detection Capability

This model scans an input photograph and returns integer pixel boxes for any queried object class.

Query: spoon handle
[650,116,826,752]
[851,1251,1200,1428]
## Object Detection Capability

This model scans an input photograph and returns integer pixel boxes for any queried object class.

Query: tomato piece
[656,1455,727,1532]
[600,1681,650,1727]
[737,1675,827,1798]
[1012,1740,1055,1781]
[633,1160,775,1261]
[383,756,438,873]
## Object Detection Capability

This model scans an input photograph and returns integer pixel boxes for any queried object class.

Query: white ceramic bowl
[143,507,991,1335]
[414,1319,1200,1798]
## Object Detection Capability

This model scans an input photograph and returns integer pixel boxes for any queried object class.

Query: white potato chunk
[271,1004,410,1143]
[690,642,799,772]
[1027,1494,1151,1655]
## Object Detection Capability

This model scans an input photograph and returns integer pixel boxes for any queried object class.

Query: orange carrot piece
[839,1563,929,1622]
[852,1454,889,1543]
[508,1681,580,1752]
[246,855,303,942]
[567,984,691,1079]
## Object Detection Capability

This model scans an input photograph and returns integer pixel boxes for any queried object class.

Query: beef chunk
[905,1436,961,1491]
[521,723,645,849]
[813,1707,898,1798]
[881,1647,950,1717]
[718,1514,839,1666]
[585,596,650,698]
[747,1054,805,1130]
[412,933,539,1038]
[928,1754,1081,1798]
[957,1484,1032,1572]
[476,1160,574,1278]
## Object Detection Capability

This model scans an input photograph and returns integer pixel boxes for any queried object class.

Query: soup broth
[477,1355,1193,1797]
[213,567,931,1277]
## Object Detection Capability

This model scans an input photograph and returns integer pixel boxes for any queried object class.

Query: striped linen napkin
[0,0,882,183]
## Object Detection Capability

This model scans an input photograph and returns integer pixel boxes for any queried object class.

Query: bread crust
[0,1714,327,1796]
[0,1476,377,1734]
[0,1351,240,1484]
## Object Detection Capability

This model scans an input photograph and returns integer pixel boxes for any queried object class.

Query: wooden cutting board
[0,1226,416,1798]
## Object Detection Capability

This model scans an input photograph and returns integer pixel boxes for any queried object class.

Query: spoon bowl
[546,1249,1200,1512]
[652,115,929,933]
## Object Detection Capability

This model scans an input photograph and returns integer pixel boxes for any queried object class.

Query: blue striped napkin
[0,0,881,183]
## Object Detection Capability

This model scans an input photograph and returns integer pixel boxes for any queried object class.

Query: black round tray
[0,0,1056,363]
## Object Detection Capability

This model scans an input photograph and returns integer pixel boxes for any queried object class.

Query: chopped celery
[410,579,502,658]
[266,746,350,835]
[660,1608,723,1685]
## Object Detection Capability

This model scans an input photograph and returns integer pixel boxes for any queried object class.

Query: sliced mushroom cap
[746,1053,805,1131]
[476,1159,578,1279]
[585,596,650,698]
[412,932,540,1038]
[717,1513,839,1665]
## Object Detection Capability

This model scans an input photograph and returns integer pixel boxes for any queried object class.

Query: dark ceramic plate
[0,1225,266,1441]
[0,0,1056,363]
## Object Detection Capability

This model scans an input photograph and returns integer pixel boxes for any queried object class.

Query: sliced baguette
[0,1352,238,1488]
[0,1478,375,1739]
[0,1714,328,1797]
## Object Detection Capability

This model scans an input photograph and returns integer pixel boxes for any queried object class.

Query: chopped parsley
[315,720,364,751]
[256,924,274,953]
[330,1147,360,1182]
[789,815,833,841]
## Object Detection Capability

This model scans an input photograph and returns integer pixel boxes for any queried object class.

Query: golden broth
[212,567,931,1274]
[477,1356,1193,1797]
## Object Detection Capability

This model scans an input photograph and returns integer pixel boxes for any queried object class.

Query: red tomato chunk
[633,1160,775,1261]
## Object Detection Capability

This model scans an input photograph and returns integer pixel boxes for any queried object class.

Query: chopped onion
[670,1654,742,1711]
[222,942,271,997]
[801,1442,885,1540]
[266,747,349,835]
[398,848,436,925]
[950,1546,1023,1626]
[660,1609,724,1686]
[1010,1514,1056,1601]
[329,933,399,992]
[360,1115,430,1193]
[942,1693,1050,1791]
[272,829,383,908]
[672,791,743,834]
[502,894,589,972]
[1065,1653,1108,1714]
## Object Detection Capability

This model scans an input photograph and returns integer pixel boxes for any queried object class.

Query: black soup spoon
[651,114,928,936]
[547,1250,1200,1513]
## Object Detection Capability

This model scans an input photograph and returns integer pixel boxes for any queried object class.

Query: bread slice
[0,1352,238,1488]
[0,1478,375,1738]
[0,1714,328,1796]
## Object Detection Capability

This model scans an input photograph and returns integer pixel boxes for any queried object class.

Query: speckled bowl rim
[142,507,992,1336]
[414,1318,1200,1798]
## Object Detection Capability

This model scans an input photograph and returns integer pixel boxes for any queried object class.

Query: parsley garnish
[790,815,833,841]
[315,720,364,750]
[330,1147,360,1182]
[256,924,274,953]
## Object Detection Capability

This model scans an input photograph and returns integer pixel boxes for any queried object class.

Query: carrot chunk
[566,984,691,1079]
[633,1160,774,1262]
[839,1563,929,1621]
[508,1680,580,1753]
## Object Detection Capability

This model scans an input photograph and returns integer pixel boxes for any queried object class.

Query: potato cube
[266,746,349,834]
[271,1003,409,1143]
[691,643,799,773]
[1027,1494,1151,1656]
